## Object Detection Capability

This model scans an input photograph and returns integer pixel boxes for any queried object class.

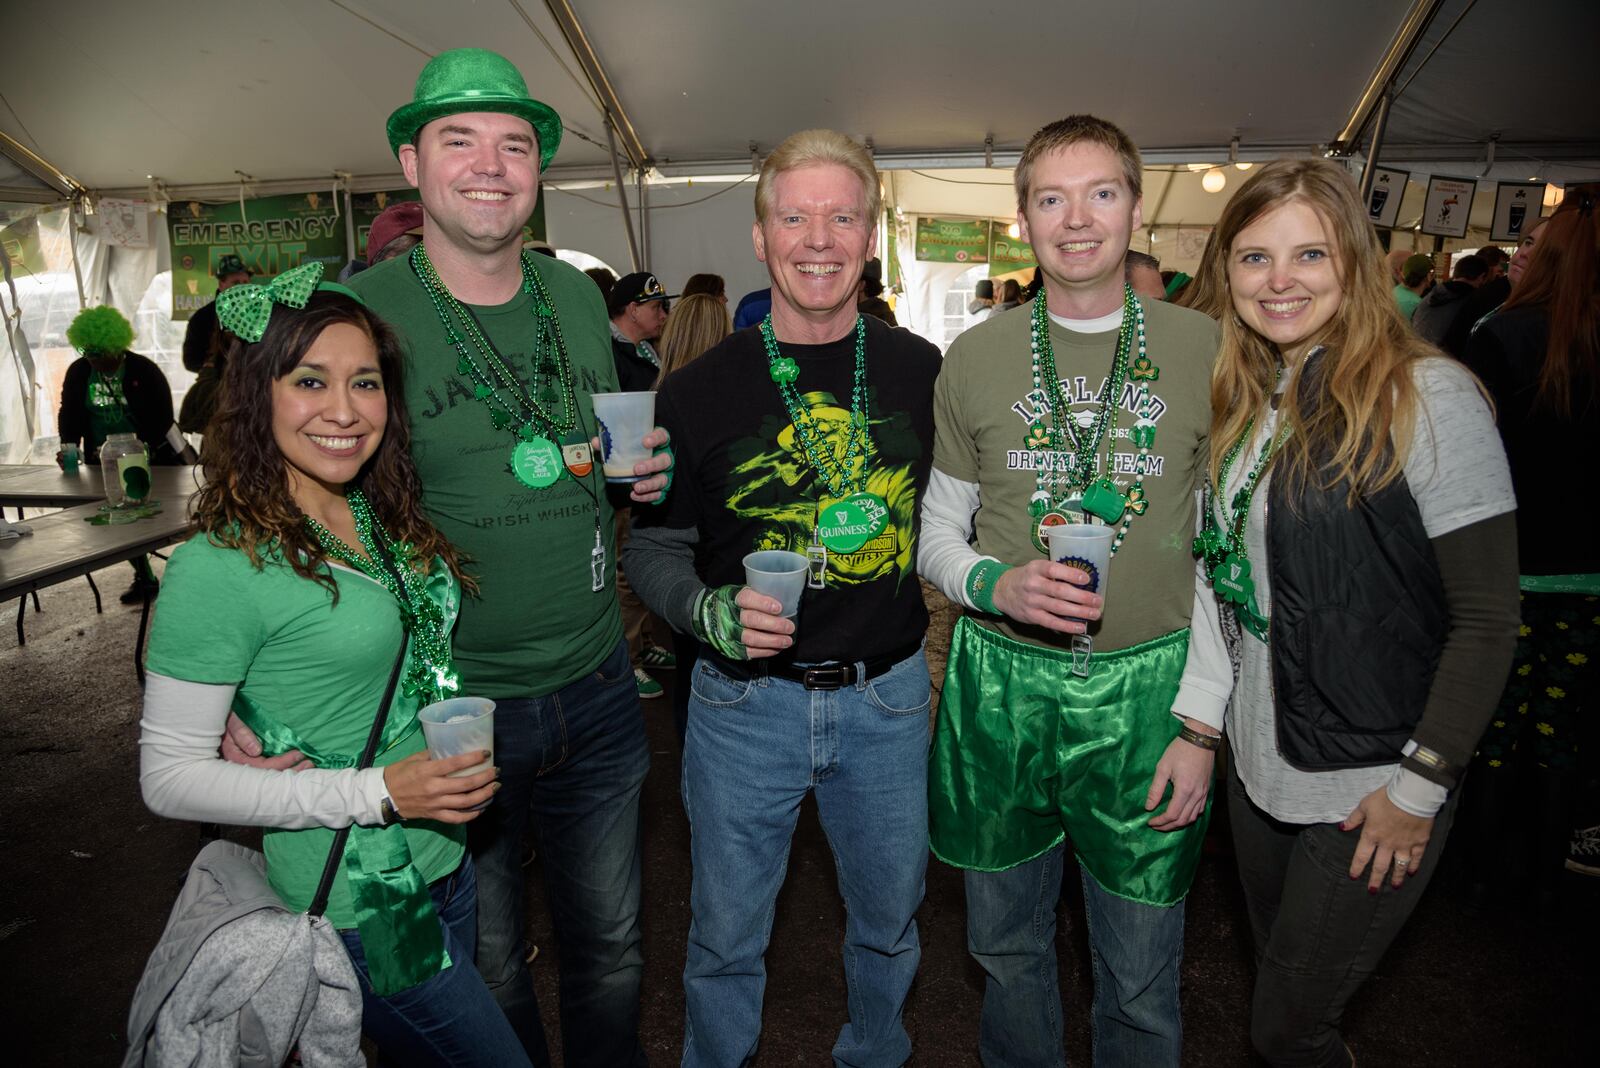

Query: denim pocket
[690,660,754,708]
[866,655,931,718]
[592,639,632,685]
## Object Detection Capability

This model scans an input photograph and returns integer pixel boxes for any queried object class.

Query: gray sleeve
[620,518,707,636]
[1405,511,1522,789]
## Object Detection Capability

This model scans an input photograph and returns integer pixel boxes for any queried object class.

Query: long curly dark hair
[190,289,472,595]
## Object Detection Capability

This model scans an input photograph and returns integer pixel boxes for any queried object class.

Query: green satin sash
[233,559,461,997]
[930,618,1209,907]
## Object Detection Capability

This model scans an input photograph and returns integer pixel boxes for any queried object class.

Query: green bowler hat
[386,48,563,168]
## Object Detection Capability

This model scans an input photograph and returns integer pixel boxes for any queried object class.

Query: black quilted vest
[1265,357,1448,769]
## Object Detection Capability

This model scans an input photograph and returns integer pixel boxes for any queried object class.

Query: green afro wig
[66,305,135,357]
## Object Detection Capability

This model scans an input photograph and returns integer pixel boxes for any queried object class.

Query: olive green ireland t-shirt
[933,299,1220,652]
[145,536,465,928]
[351,254,623,698]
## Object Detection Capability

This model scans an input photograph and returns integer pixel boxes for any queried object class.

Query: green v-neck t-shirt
[145,535,464,927]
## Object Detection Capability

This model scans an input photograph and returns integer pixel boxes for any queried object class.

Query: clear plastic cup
[591,391,657,483]
[418,697,495,808]
[742,549,808,619]
[1046,523,1115,605]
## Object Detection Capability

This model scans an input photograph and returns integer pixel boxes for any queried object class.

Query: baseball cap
[367,202,425,266]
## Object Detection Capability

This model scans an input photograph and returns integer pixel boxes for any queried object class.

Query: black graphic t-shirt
[648,316,941,663]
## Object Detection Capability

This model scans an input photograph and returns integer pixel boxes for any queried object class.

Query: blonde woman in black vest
[1179,158,1520,1066]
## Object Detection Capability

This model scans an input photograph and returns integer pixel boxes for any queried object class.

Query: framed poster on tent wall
[1365,166,1408,229]
[1420,175,1476,239]
[1490,181,1545,242]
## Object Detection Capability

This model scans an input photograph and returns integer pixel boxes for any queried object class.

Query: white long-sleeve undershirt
[138,673,388,829]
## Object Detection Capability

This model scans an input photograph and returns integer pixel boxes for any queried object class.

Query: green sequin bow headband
[214,261,364,342]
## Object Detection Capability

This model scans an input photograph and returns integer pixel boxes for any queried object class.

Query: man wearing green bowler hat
[224,47,669,1067]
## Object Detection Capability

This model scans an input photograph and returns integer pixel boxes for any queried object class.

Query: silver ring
[1394,855,1410,868]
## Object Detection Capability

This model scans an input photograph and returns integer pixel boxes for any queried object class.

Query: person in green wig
[218,47,672,1067]
[57,305,182,602]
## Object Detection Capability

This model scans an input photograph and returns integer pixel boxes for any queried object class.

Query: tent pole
[1359,92,1393,203]
[637,170,650,269]
[606,118,641,272]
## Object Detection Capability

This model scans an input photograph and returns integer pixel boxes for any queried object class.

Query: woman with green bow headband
[137,261,532,1065]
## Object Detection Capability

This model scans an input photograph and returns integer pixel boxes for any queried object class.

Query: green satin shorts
[930,617,1209,907]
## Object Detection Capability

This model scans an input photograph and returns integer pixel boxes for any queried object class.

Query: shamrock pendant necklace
[759,314,887,586]
[411,245,578,490]
[303,489,461,703]
[1025,284,1160,556]
[1194,406,1291,641]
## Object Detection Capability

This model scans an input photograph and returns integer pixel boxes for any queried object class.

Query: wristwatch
[379,794,402,826]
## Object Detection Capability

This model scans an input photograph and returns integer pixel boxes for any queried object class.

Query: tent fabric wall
[546,179,770,308]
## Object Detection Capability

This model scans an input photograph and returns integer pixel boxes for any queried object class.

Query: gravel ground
[2,563,1593,1066]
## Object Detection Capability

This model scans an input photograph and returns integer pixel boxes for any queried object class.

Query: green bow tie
[215,261,325,342]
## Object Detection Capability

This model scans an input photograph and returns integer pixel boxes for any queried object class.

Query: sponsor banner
[915,216,990,263]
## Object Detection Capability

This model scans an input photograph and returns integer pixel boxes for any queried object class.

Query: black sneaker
[1565,825,1600,876]
[120,576,159,605]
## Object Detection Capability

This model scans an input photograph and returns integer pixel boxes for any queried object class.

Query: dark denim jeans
[338,856,531,1067]
[470,638,650,1068]
[964,844,1186,1067]
[1228,766,1461,1067]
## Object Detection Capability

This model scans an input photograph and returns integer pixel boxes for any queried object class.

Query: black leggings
[1227,766,1460,1067]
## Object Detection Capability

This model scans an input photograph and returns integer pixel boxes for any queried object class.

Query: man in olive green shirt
[917,115,1222,1067]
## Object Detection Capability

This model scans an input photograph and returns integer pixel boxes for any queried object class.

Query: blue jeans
[338,857,531,1067]
[470,638,650,1068]
[964,844,1185,1067]
[681,649,931,1068]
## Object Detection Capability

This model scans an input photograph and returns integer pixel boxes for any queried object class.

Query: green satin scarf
[930,618,1209,907]
[234,560,460,997]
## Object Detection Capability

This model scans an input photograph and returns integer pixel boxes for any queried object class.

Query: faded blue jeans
[964,843,1186,1067]
[681,649,931,1068]
[470,638,650,1068]
[338,856,531,1067]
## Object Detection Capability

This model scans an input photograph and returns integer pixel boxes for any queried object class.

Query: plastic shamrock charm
[491,409,513,430]
[1193,523,1226,564]
[1130,419,1157,449]
[474,383,493,399]
[1213,553,1255,604]
[1129,355,1159,381]
[768,356,800,385]
[1125,486,1149,515]
[518,423,540,442]
[1025,424,1052,449]
[457,356,474,375]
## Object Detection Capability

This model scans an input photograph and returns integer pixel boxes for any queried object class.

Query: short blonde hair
[1015,115,1143,210]
[754,129,881,224]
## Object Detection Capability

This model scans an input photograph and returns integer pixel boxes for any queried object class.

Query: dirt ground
[2,560,1594,1065]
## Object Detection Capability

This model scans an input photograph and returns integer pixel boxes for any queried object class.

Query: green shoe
[634,666,665,699]
[640,643,678,670]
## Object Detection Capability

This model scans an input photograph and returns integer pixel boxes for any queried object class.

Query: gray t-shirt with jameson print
[933,297,1220,653]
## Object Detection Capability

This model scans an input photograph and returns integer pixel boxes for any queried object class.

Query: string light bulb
[1202,168,1227,193]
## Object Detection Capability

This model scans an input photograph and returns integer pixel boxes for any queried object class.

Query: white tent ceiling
[3,0,1595,198]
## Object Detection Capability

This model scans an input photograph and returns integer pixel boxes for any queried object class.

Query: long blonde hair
[1206,158,1437,497]
[657,293,731,381]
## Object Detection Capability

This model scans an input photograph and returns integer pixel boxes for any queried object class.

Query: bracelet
[966,559,1012,615]
[1177,725,1221,751]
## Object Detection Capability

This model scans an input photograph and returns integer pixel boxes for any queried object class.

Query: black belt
[707,641,920,691]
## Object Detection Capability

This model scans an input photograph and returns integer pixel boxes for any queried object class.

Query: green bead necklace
[411,245,578,490]
[758,313,888,578]
[1194,399,1292,641]
[303,489,460,703]
[1025,284,1160,557]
